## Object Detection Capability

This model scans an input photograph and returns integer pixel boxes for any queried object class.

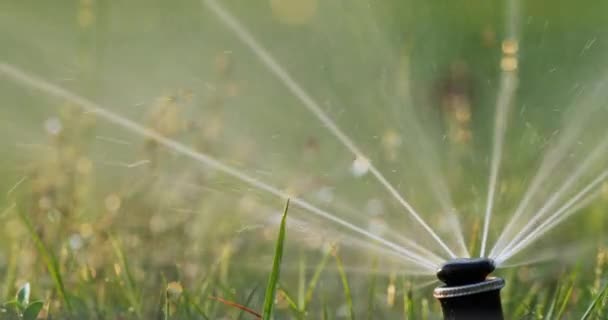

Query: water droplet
[44,117,62,135]
[69,234,83,250]
[351,156,370,177]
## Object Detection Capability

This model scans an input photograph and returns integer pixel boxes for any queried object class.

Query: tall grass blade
[262,199,290,320]
[335,251,355,320]
[544,285,560,319]
[556,280,575,319]
[237,286,259,320]
[303,248,331,310]
[581,283,608,320]
[162,276,169,320]
[109,235,142,318]
[183,289,210,320]
[403,278,414,320]
[277,286,301,318]
[19,212,72,313]
[322,293,330,320]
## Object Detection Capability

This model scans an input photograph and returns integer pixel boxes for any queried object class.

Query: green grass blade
[237,286,259,320]
[19,212,72,313]
[321,292,329,320]
[581,283,608,320]
[278,285,303,319]
[262,199,290,320]
[403,279,414,320]
[182,289,210,320]
[544,285,560,319]
[514,284,539,318]
[556,280,575,319]
[190,302,210,320]
[303,248,331,310]
[421,298,429,320]
[278,285,299,311]
[109,235,142,318]
[335,252,354,320]
[162,276,169,320]
[297,251,306,310]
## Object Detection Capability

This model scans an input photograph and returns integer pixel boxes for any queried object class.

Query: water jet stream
[479,72,516,257]
[494,138,608,259]
[490,86,607,257]
[498,243,589,268]
[496,170,608,264]
[479,0,520,258]
[309,192,447,264]
[202,0,457,258]
[0,62,439,271]
[390,87,469,257]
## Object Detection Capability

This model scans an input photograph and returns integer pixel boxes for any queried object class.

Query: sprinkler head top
[436,258,495,286]
[434,258,504,320]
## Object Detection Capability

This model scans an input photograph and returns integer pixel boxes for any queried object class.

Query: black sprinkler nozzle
[434,258,505,320]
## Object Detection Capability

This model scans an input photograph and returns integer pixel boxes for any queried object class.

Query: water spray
[434,258,505,320]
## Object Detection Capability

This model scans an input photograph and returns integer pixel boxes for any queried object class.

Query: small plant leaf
[3,299,19,311]
[23,300,44,320]
[16,282,30,307]
[262,199,289,320]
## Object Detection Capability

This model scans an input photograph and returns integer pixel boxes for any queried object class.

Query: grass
[262,199,289,320]
[0,80,607,320]
[1,180,608,319]
[19,211,72,314]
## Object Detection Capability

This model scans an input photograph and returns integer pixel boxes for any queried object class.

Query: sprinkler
[434,258,505,320]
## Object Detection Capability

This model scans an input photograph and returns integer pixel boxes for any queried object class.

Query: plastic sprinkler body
[434,258,505,320]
